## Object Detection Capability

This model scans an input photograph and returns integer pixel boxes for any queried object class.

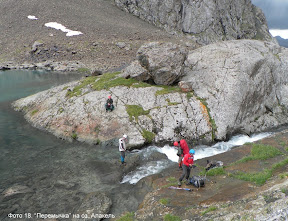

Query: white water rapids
[121,132,273,184]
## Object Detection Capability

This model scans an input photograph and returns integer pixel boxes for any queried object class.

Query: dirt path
[0,0,184,71]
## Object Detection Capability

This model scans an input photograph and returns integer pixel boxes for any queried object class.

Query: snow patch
[44,22,83,36]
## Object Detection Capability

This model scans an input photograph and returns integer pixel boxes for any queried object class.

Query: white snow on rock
[27,15,38,20]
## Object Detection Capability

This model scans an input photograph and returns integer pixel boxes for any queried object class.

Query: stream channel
[0,70,273,220]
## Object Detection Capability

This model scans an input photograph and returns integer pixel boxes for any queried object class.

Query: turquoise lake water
[0,70,145,219]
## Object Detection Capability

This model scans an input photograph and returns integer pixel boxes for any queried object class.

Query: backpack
[189,176,205,188]
[177,147,183,156]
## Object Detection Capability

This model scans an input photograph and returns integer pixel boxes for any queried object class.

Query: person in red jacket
[178,149,195,186]
[176,139,190,169]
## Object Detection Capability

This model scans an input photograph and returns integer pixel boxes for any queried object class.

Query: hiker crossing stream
[121,132,273,184]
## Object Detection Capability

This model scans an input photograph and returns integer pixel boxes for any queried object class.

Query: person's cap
[173,141,179,146]
[108,95,111,99]
[123,134,127,139]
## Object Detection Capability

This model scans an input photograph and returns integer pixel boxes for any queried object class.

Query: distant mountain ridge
[275,36,288,48]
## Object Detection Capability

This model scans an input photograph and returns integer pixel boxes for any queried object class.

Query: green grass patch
[205,167,226,176]
[236,144,282,164]
[116,212,134,221]
[66,75,99,97]
[126,105,150,121]
[77,67,91,74]
[281,188,288,195]
[31,109,39,116]
[163,214,181,221]
[230,157,288,185]
[201,206,217,216]
[155,85,181,96]
[71,132,77,140]
[66,72,153,98]
[186,92,194,100]
[271,157,288,170]
[230,169,272,186]
[162,177,178,188]
[279,172,288,179]
[141,129,155,144]
[159,198,170,205]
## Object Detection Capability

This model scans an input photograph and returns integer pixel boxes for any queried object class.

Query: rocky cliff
[13,39,288,147]
[114,0,274,45]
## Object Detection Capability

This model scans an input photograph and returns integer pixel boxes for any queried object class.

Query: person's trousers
[120,151,125,163]
[179,165,191,181]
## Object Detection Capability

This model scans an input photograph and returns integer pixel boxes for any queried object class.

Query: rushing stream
[0,70,274,220]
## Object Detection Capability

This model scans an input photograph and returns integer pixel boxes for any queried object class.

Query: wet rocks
[2,185,33,199]
[74,192,112,221]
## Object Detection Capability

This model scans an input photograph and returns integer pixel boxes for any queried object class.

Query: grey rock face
[114,0,273,44]
[182,40,288,139]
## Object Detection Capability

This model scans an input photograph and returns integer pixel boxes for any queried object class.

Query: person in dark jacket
[178,149,195,186]
[105,95,114,112]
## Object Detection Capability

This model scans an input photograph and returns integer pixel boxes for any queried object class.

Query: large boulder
[114,0,274,45]
[122,42,187,85]
[182,40,288,139]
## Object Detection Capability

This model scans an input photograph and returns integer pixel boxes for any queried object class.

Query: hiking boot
[178,181,182,186]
